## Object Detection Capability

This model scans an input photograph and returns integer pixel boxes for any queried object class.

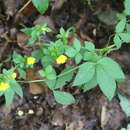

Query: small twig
[18,0,32,13]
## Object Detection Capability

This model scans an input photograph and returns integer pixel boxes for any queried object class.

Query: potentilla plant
[0,0,130,114]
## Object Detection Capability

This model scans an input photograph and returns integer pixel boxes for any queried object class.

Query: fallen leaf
[26,68,48,95]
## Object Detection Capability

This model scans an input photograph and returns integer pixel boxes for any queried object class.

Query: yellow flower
[0,82,10,91]
[27,57,36,65]
[12,72,17,79]
[56,55,67,64]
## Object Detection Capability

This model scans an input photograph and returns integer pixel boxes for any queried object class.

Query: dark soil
[0,0,130,130]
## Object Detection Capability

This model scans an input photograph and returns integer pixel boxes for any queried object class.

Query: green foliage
[53,91,75,105]
[118,93,130,117]
[39,65,56,80]
[113,1,130,49]
[1,0,130,107]
[0,69,23,106]
[56,27,76,44]
[21,24,51,45]
[73,62,95,86]
[32,0,49,14]
[120,123,130,130]
[124,0,130,15]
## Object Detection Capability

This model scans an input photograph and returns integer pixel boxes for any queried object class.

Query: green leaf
[45,65,53,73]
[39,70,46,77]
[4,88,14,106]
[46,73,56,80]
[45,79,56,90]
[75,53,82,64]
[32,49,43,61]
[119,33,130,43]
[115,18,126,33]
[118,93,130,117]
[96,64,116,100]
[99,57,125,82]
[55,66,74,89]
[32,0,49,14]
[114,34,122,48]
[82,74,97,92]
[73,62,95,86]
[73,38,81,52]
[124,0,130,15]
[11,80,23,98]
[53,91,75,104]
[127,124,130,130]
[0,91,4,96]
[13,51,23,63]
[84,41,95,51]
[120,128,126,130]
[20,28,33,35]
[83,51,101,62]
[65,46,77,57]
[18,68,26,79]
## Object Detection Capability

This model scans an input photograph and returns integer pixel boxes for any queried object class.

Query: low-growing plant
[0,0,130,117]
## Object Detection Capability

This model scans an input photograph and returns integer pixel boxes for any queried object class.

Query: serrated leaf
[13,51,23,63]
[45,65,53,74]
[39,70,46,77]
[4,88,14,106]
[115,18,126,33]
[96,64,116,100]
[55,66,74,89]
[65,46,77,57]
[84,41,95,51]
[47,73,56,80]
[53,91,75,104]
[20,28,33,35]
[99,57,125,82]
[127,124,130,129]
[32,49,43,61]
[82,74,97,92]
[45,79,56,90]
[124,0,130,15]
[114,34,122,48]
[75,53,82,64]
[11,80,23,98]
[32,0,49,14]
[73,62,95,86]
[83,51,101,62]
[118,93,130,117]
[119,33,130,43]
[18,68,26,79]
[73,38,81,52]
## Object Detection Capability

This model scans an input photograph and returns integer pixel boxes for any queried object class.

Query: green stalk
[17,65,80,83]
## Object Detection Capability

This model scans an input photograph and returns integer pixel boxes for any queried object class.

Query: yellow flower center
[12,72,17,79]
[56,55,67,64]
[27,57,36,65]
[0,82,10,91]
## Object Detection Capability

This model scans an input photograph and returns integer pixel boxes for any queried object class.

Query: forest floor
[0,0,130,130]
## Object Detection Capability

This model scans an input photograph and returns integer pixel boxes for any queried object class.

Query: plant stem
[17,65,80,83]
[57,66,79,78]
[18,0,32,13]
[18,79,45,83]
